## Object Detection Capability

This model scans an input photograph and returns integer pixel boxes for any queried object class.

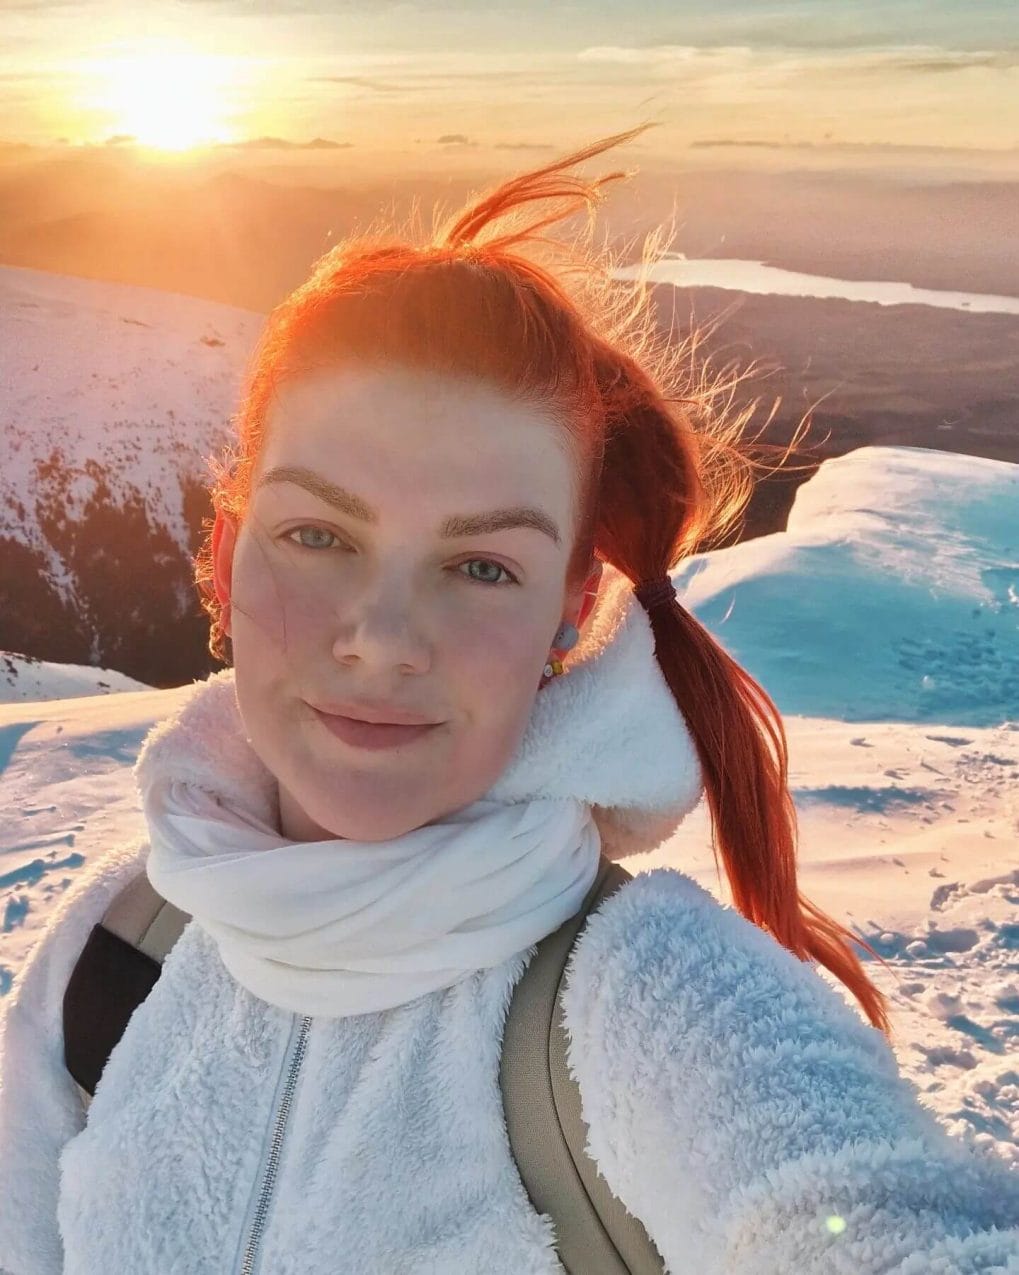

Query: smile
[309,706,440,751]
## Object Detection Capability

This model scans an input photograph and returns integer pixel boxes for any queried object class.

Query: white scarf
[134,562,705,1017]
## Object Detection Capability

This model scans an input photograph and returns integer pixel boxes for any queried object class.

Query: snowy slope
[0,263,258,558]
[0,651,149,702]
[0,263,262,684]
[1,444,1017,1169]
[671,445,1019,725]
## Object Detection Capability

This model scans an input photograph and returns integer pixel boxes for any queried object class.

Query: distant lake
[611,254,1019,316]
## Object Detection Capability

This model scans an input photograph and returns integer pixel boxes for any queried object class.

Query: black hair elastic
[633,576,676,612]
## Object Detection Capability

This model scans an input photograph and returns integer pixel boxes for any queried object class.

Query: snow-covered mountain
[0,651,149,702]
[2,444,1016,1166]
[673,445,1019,726]
[0,264,262,685]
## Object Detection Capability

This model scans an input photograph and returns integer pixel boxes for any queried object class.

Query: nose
[329,588,432,675]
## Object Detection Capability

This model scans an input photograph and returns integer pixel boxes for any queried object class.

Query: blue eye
[283,525,339,550]
[283,527,518,586]
[460,559,519,587]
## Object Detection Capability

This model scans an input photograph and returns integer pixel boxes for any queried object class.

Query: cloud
[0,0,90,9]
[689,137,1018,154]
[306,68,557,94]
[575,41,1019,86]
[578,44,746,66]
[150,0,421,10]
[690,138,816,149]
[304,75,405,93]
[0,71,64,81]
[215,135,353,149]
[875,49,1019,73]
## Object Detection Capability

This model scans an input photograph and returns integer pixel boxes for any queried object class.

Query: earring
[553,620,579,650]
[541,620,579,685]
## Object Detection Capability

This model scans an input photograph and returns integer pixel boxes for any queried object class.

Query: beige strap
[76,873,191,1114]
[100,871,191,962]
[500,858,665,1274]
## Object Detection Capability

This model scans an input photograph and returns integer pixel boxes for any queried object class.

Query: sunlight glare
[92,49,239,150]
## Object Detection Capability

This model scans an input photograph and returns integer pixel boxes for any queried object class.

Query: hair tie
[633,576,676,612]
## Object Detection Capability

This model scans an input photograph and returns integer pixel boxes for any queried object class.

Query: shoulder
[2,836,151,1027]
[0,837,151,1275]
[559,869,1019,1273]
[562,865,898,1078]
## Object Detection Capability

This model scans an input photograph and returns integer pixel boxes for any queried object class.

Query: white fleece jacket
[2,562,1018,1273]
[1,839,1017,1275]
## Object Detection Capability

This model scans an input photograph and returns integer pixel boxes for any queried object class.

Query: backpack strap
[500,856,665,1274]
[62,871,191,1111]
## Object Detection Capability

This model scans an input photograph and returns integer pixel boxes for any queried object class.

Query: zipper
[235,1013,314,1275]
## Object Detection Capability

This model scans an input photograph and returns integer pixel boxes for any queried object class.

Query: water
[611,254,1019,316]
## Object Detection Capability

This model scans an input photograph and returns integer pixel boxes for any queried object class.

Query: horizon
[2,0,1018,181]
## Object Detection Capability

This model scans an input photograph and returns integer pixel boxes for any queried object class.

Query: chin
[317,809,425,842]
[286,783,431,843]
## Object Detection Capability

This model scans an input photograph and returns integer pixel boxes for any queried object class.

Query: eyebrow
[256,464,562,546]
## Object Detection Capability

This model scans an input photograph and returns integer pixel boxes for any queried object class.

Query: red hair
[195,122,892,1037]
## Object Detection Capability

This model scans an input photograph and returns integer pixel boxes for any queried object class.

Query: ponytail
[593,348,892,1037]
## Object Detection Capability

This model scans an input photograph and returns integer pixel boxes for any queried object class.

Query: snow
[1,443,1017,1170]
[0,651,150,703]
[668,445,1019,725]
[0,262,261,596]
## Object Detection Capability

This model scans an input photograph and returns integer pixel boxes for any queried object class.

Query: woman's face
[213,362,601,842]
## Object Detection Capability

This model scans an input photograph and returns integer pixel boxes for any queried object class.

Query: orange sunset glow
[79,47,242,150]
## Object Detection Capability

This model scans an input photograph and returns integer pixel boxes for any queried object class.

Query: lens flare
[84,46,241,150]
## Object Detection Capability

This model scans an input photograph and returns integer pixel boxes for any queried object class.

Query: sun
[92,49,239,150]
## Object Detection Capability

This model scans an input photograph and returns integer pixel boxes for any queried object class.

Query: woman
[1,124,1016,1275]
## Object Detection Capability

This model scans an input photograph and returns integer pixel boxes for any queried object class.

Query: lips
[310,699,438,726]
[309,706,440,752]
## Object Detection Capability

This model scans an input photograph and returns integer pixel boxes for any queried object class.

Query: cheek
[432,621,547,800]
[460,609,546,680]
[229,533,335,658]
[452,615,548,737]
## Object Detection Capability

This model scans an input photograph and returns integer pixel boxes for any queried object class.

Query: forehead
[258,363,576,517]
[266,362,555,436]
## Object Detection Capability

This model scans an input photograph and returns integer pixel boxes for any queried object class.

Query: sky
[0,0,1017,156]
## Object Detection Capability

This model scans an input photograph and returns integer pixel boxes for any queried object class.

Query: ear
[570,558,604,633]
[211,510,238,635]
